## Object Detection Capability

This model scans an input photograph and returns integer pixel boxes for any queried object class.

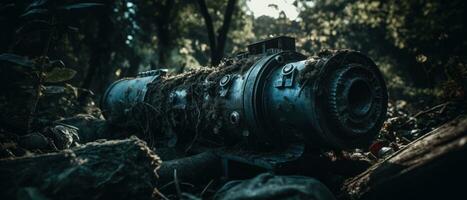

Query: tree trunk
[197,0,237,66]
[197,0,218,66]
[81,3,113,94]
[0,137,161,200]
[214,0,236,65]
[154,0,175,69]
[340,116,467,200]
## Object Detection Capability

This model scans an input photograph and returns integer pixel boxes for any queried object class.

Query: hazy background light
[246,0,300,20]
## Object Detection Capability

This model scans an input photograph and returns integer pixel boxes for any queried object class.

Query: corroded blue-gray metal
[101,69,167,123]
[101,37,388,150]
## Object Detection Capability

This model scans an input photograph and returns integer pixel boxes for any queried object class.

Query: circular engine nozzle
[312,51,388,148]
[246,50,387,149]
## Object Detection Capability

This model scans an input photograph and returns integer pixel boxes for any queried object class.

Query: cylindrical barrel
[102,50,387,150]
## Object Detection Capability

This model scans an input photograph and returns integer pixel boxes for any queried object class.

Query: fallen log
[0,136,161,200]
[341,116,467,200]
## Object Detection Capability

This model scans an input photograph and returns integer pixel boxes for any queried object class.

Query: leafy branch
[0,0,102,132]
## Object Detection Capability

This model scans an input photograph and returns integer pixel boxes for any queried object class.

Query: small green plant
[0,0,102,132]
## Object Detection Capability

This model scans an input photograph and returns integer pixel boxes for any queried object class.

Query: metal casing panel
[101,75,156,123]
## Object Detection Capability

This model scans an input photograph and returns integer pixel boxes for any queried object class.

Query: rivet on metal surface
[220,75,231,87]
[219,75,234,97]
[229,111,240,125]
[282,64,294,75]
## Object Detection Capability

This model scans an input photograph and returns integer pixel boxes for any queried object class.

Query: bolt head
[220,75,231,86]
[282,64,294,74]
[230,111,240,125]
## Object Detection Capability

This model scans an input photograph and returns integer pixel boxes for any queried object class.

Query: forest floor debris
[325,99,467,166]
[0,136,161,200]
[1,80,467,199]
[341,116,467,200]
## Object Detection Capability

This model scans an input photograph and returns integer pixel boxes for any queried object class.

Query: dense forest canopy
[1,0,466,100]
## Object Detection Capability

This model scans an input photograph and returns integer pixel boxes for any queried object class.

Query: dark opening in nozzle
[347,80,372,117]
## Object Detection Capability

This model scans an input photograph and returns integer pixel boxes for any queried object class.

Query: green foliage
[1,0,465,102]
[44,67,77,83]
[0,0,102,132]
[19,1,103,40]
[287,0,467,100]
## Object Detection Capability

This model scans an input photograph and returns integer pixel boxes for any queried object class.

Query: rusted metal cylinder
[101,37,388,150]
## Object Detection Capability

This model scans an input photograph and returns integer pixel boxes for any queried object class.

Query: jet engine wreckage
[101,36,388,170]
